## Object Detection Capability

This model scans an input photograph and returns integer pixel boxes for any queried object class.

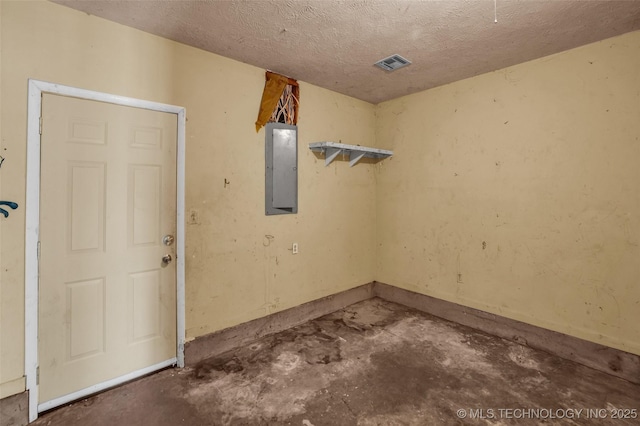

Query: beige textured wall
[376,30,640,356]
[0,0,376,397]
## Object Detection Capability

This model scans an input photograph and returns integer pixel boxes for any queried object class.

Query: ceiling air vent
[374,54,412,72]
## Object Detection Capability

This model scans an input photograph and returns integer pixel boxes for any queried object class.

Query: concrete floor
[33,298,639,425]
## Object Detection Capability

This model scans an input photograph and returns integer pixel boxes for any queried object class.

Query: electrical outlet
[292,243,299,254]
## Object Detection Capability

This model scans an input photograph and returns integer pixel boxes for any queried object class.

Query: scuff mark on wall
[595,285,622,327]
[263,235,274,247]
[262,234,275,315]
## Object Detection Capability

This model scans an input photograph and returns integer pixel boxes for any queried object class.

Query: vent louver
[374,54,412,71]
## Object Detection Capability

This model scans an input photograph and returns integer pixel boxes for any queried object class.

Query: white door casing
[25,80,186,423]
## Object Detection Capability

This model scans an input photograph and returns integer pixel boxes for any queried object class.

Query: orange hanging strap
[255,71,298,132]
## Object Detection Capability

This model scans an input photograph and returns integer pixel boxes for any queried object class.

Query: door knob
[163,235,175,246]
[162,254,172,265]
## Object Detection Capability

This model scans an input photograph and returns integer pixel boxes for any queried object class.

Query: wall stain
[263,235,274,247]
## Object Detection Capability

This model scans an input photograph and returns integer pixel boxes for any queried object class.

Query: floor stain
[33,298,640,426]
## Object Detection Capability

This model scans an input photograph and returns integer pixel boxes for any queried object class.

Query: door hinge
[36,366,40,385]
[39,116,43,135]
[37,241,41,260]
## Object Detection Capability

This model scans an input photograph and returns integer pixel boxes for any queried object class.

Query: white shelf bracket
[324,147,342,166]
[349,150,367,167]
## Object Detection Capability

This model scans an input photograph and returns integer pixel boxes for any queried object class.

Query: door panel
[68,162,106,252]
[66,278,105,361]
[128,165,161,246]
[39,94,177,405]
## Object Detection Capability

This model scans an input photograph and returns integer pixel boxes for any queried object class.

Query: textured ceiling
[52,0,640,104]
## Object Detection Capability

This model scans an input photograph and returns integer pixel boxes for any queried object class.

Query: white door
[38,93,178,407]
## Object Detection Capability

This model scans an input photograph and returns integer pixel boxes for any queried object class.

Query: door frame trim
[25,79,186,422]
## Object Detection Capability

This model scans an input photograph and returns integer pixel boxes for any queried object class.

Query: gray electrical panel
[266,123,298,215]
